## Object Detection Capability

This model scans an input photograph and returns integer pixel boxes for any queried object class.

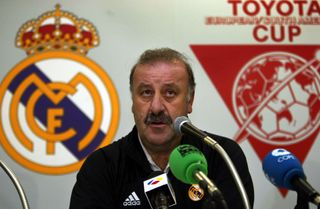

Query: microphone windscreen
[169,144,208,184]
[174,116,190,134]
[262,148,305,190]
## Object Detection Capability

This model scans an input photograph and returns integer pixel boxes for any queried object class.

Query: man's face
[131,61,194,151]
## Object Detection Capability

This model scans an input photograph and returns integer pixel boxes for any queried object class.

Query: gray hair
[129,48,196,98]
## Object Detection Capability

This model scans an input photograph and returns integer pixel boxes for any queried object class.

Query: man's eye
[166,90,176,97]
[141,89,153,96]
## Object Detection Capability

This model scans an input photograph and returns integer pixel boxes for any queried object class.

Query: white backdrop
[0,0,319,209]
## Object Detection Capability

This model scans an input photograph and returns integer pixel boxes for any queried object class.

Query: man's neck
[138,135,182,171]
[149,152,170,171]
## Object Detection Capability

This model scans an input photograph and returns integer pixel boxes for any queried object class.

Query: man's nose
[150,93,165,114]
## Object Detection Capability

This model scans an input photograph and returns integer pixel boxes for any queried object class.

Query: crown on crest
[16,4,99,55]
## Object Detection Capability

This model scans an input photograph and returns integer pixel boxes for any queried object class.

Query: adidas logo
[123,191,141,206]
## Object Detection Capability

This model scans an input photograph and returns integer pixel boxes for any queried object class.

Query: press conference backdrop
[0,0,319,208]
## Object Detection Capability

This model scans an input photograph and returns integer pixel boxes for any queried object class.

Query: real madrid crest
[0,5,120,174]
[188,184,204,201]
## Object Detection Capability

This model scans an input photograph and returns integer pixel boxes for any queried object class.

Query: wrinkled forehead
[131,62,188,88]
[140,57,184,65]
[133,61,188,79]
[137,59,186,69]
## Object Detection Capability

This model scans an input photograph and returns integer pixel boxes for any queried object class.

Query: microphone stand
[198,180,229,209]
[293,176,320,209]
[195,171,228,209]
[154,192,169,209]
[202,196,229,209]
[201,135,251,209]
[0,160,30,209]
[294,191,309,209]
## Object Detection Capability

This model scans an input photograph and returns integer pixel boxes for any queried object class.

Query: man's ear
[187,91,195,114]
[131,102,134,113]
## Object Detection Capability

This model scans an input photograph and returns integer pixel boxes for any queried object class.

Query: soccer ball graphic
[233,52,320,145]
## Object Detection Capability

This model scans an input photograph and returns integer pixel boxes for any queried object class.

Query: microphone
[173,116,251,209]
[169,144,225,202]
[174,116,219,149]
[143,171,176,209]
[262,148,320,206]
[174,116,208,139]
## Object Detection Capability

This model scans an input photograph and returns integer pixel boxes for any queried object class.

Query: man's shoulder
[80,133,133,173]
[99,134,131,157]
[88,127,142,163]
[191,131,245,163]
[183,131,238,149]
[207,132,241,149]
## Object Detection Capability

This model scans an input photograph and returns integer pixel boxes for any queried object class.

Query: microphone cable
[0,160,30,209]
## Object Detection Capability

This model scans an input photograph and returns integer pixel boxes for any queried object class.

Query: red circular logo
[233,52,320,145]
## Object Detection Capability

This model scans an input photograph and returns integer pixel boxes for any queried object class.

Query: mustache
[144,112,172,125]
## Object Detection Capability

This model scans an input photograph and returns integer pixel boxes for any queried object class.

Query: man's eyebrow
[135,82,180,90]
[136,82,152,90]
[163,83,179,88]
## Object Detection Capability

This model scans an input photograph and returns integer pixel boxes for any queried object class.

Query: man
[69,48,254,209]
